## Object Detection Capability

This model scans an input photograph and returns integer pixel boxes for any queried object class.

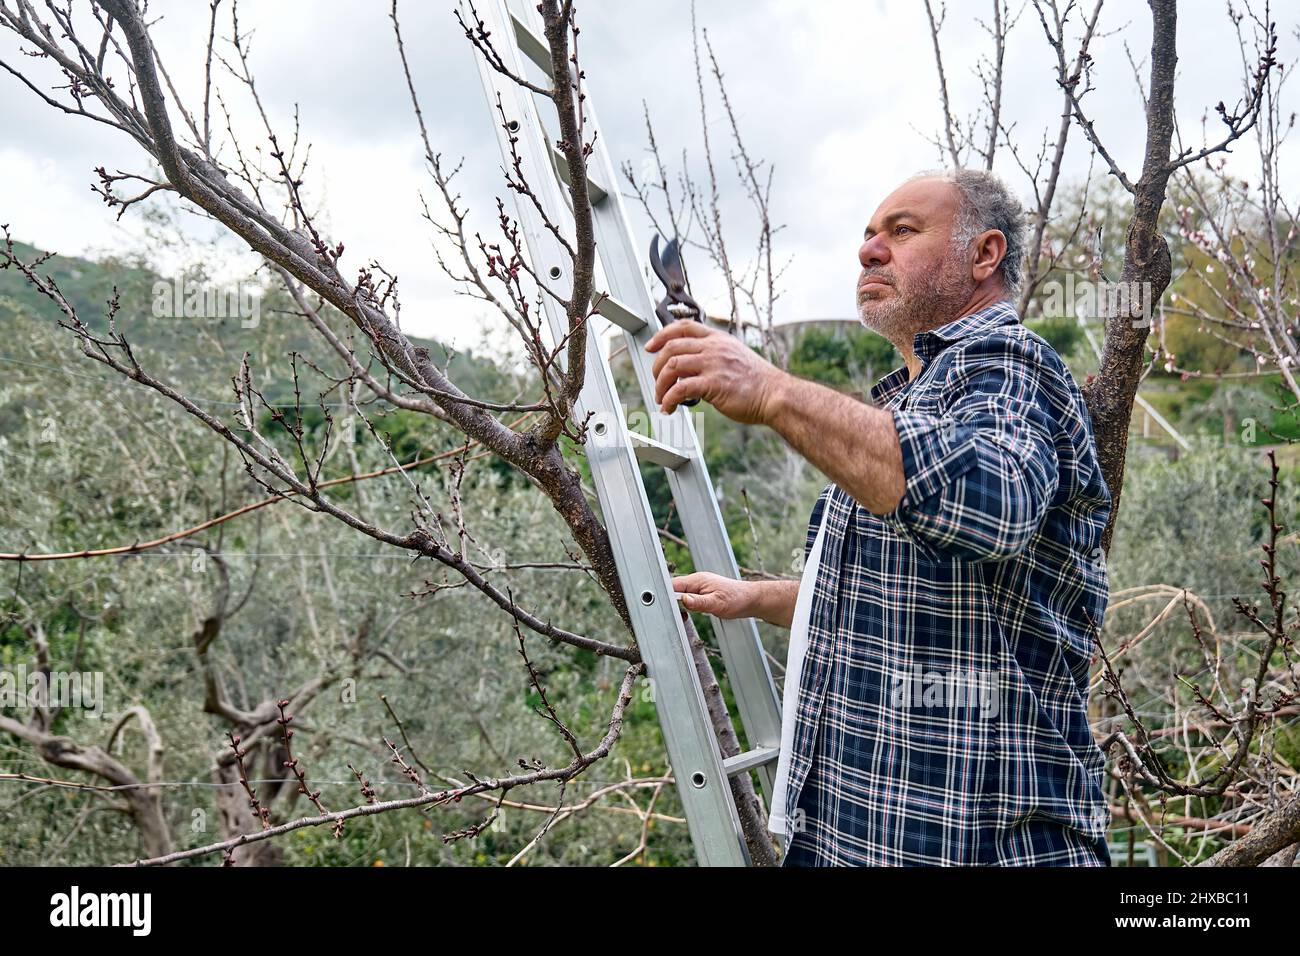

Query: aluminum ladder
[468,0,784,866]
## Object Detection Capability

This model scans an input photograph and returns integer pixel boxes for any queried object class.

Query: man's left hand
[645,319,785,423]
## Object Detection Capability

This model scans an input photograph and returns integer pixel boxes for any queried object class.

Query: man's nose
[858,233,890,268]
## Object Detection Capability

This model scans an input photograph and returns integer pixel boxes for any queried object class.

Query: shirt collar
[869,298,1020,404]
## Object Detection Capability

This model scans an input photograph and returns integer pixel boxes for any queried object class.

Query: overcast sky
[2,0,1296,357]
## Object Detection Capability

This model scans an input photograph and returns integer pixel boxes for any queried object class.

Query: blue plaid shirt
[781,299,1113,866]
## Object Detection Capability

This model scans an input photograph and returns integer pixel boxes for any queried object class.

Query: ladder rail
[512,3,784,802]
[471,0,753,866]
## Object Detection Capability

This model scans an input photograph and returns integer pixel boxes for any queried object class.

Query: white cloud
[0,0,1294,350]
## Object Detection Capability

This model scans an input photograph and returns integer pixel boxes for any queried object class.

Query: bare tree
[922,0,1017,172]
[928,1,1275,548]
[0,0,775,864]
[621,0,792,368]
[1154,13,1300,416]
[1034,0,1275,552]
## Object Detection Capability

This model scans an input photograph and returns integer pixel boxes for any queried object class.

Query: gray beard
[856,243,974,348]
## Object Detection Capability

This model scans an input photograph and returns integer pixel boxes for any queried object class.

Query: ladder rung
[511,11,552,76]
[629,432,690,469]
[549,142,609,204]
[593,293,647,334]
[722,746,779,778]
[508,11,608,205]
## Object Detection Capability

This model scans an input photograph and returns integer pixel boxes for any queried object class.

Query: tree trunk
[1082,0,1177,556]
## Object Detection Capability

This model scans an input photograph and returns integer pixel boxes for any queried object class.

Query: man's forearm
[762,372,907,514]
[748,578,801,628]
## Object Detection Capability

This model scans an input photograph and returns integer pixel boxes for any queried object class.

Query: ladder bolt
[639,589,655,606]
[593,421,607,436]
[690,771,707,789]
[548,264,563,280]
[506,119,520,132]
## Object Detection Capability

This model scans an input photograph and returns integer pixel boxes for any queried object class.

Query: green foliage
[7,216,1293,867]
[788,324,897,392]
[1024,316,1085,358]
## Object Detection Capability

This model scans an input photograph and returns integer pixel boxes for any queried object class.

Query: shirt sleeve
[878,331,1063,564]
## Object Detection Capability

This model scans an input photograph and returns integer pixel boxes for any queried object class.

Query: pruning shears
[650,234,702,407]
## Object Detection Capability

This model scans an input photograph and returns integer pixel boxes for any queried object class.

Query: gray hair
[908,168,1027,300]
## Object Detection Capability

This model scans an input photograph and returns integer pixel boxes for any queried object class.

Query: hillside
[0,239,509,407]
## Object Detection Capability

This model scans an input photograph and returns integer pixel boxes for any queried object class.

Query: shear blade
[651,234,686,289]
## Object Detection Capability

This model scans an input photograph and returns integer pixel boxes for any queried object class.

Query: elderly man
[645,169,1112,866]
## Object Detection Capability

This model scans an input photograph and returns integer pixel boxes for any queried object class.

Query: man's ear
[971,229,1008,284]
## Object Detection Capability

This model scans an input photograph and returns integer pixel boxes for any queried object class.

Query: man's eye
[895,225,912,236]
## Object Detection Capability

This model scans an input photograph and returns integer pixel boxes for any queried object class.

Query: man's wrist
[759,369,797,428]
[748,578,799,628]
[746,579,774,622]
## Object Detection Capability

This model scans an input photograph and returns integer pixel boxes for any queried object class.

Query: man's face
[855,177,976,343]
